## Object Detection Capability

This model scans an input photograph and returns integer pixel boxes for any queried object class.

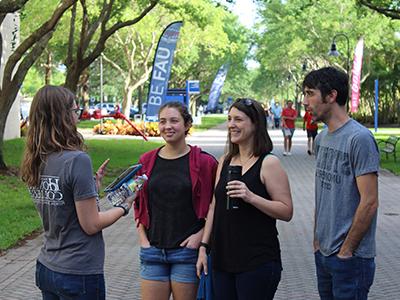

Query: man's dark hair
[302,67,349,106]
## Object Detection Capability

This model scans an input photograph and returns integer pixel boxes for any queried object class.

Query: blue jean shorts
[282,128,295,138]
[140,246,199,283]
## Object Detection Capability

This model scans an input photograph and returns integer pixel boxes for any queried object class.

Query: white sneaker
[283,152,287,156]
[287,152,292,156]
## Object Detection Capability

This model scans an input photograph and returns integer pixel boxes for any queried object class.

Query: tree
[256,0,399,124]
[102,29,156,116]
[358,0,400,19]
[0,0,78,171]
[63,0,158,95]
[97,0,251,116]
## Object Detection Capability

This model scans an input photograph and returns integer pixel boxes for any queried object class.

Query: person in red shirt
[303,105,319,155]
[281,100,297,155]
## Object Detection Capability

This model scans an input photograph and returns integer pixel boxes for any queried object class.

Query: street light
[328,33,350,75]
[302,60,307,72]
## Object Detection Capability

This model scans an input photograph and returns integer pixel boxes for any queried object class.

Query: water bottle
[227,165,242,210]
[106,174,148,206]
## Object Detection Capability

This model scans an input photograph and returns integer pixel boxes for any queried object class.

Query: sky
[230,0,260,69]
[231,0,258,29]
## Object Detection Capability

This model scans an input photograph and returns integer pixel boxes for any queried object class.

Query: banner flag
[206,64,229,112]
[146,21,183,120]
[350,38,364,113]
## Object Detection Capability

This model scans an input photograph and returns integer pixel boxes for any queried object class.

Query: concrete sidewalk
[1,126,399,299]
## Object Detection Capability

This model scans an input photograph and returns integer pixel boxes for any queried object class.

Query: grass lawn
[193,115,226,131]
[0,138,162,252]
[0,173,42,252]
[77,119,118,129]
[370,128,400,175]
[78,115,227,132]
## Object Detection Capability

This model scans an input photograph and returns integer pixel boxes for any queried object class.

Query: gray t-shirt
[29,151,104,274]
[314,119,379,258]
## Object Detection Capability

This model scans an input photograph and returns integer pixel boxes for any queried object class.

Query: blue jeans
[35,261,105,300]
[140,246,199,283]
[213,260,282,300]
[314,250,375,300]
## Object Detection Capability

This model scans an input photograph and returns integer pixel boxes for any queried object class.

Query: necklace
[239,154,254,169]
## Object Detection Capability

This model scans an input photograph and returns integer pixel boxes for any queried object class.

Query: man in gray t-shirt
[303,67,379,300]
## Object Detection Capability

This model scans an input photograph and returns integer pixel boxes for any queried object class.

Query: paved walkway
[1,125,399,299]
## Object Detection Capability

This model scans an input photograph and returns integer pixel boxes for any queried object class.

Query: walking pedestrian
[303,105,318,155]
[281,100,297,156]
[134,102,218,300]
[196,98,293,300]
[271,102,282,129]
[21,85,134,300]
[303,67,379,300]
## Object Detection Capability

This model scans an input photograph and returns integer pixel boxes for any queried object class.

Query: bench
[378,135,399,161]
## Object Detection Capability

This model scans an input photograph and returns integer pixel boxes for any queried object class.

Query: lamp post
[99,54,104,133]
[328,33,350,75]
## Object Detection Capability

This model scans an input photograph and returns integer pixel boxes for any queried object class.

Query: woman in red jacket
[134,102,218,300]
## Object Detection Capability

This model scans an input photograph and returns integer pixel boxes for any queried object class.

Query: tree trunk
[122,86,134,118]
[0,85,21,170]
[64,63,82,93]
[121,76,132,117]
[44,50,52,85]
[0,117,8,170]
[79,68,90,108]
[138,85,144,114]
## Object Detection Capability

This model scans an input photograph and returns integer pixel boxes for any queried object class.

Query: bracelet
[116,203,129,216]
[199,242,210,251]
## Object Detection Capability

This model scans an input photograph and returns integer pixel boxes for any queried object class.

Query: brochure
[104,164,142,193]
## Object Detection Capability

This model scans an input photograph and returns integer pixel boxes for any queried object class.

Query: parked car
[20,102,31,121]
[205,103,224,114]
[95,103,116,114]
[129,107,139,118]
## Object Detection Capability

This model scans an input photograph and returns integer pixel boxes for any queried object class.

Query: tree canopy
[1,0,399,170]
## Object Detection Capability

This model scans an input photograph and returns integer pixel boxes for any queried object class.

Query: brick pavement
[0,125,399,299]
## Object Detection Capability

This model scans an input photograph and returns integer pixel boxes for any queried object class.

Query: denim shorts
[140,246,199,283]
[282,128,295,137]
[35,261,105,300]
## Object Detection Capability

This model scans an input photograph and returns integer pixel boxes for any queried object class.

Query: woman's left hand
[226,180,254,204]
[95,158,110,191]
[180,228,204,249]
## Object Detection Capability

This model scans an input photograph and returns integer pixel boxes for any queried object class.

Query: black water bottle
[227,165,242,210]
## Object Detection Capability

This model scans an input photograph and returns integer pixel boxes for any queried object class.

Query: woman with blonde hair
[21,85,133,300]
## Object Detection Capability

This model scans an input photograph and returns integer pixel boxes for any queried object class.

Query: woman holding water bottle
[196,98,293,300]
[134,102,218,300]
[21,85,134,300]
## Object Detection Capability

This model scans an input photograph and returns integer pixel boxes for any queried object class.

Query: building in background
[0,13,21,140]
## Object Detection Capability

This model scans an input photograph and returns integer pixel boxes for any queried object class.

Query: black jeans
[213,260,282,300]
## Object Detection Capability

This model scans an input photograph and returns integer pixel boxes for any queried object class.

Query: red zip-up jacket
[134,145,218,229]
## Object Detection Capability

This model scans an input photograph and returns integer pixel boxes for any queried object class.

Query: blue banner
[206,64,229,112]
[146,21,183,121]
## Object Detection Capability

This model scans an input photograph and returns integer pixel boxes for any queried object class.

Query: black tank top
[211,153,281,273]
[147,153,203,249]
